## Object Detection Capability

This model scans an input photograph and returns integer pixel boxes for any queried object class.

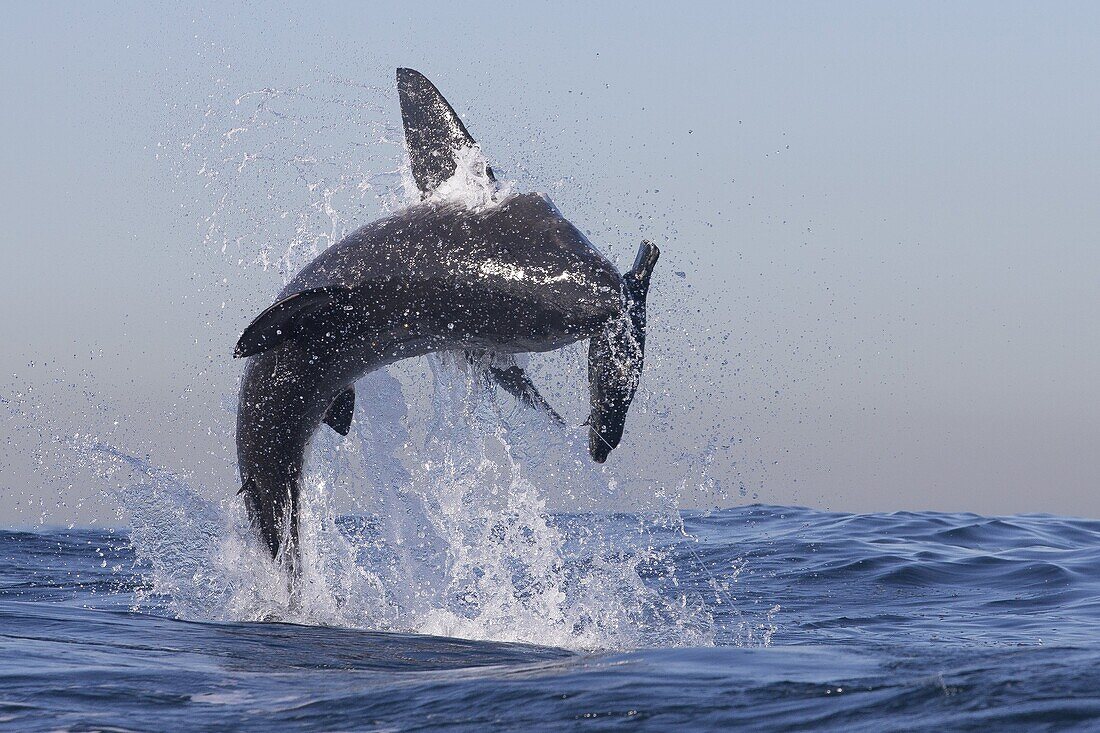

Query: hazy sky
[2,1,1099,525]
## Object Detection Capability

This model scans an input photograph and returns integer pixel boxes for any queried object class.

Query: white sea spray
[8,74,729,651]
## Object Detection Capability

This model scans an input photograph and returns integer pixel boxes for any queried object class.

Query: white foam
[76,76,721,650]
[69,352,712,650]
[425,145,514,211]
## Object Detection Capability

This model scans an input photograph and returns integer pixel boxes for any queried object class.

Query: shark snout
[549,259,623,338]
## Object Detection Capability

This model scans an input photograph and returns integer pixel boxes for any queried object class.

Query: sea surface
[2,505,1099,731]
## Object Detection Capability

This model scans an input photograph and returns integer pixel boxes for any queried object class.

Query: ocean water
[3,505,1099,731]
[4,75,1099,732]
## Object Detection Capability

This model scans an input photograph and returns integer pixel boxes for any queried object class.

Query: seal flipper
[235,286,351,358]
[397,68,495,197]
[587,240,660,462]
[323,387,355,436]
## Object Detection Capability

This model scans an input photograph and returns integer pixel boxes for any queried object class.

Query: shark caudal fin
[239,474,300,577]
[396,67,495,196]
[587,240,660,462]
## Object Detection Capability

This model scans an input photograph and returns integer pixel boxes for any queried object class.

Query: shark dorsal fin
[397,68,495,197]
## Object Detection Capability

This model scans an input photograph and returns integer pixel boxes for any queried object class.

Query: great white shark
[235,68,659,571]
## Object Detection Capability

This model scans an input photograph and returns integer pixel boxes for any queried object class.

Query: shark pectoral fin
[397,67,495,197]
[234,286,349,358]
[488,363,566,425]
[586,240,660,463]
[323,387,355,436]
[464,350,564,425]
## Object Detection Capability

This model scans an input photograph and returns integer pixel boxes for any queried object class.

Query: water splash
[7,72,723,651]
[427,145,514,210]
[62,354,711,649]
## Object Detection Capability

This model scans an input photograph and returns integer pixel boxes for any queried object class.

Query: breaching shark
[234,68,659,572]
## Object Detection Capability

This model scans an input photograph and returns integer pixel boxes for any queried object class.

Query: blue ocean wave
[2,505,1099,730]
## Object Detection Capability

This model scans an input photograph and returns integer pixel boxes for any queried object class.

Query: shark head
[397,68,659,462]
